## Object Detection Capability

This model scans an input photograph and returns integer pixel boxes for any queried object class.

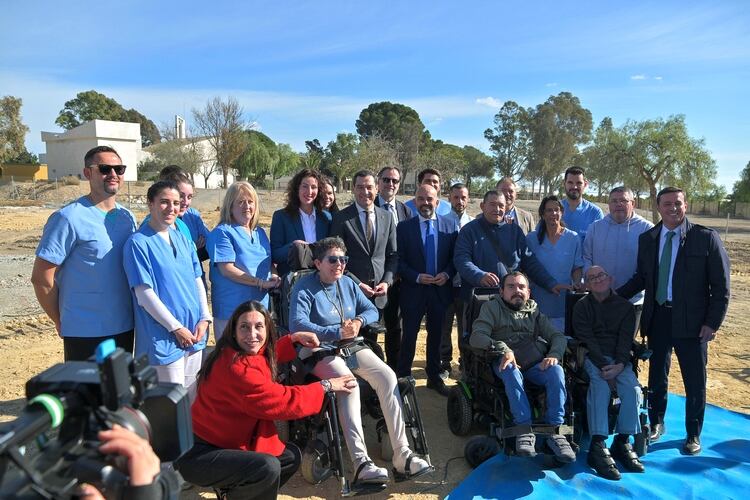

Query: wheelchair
[447,287,577,469]
[270,243,432,492]
[562,292,652,457]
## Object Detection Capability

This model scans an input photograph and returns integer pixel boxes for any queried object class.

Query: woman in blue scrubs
[208,181,280,339]
[526,195,583,332]
[123,180,211,400]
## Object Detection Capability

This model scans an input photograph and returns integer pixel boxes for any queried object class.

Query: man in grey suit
[374,166,412,368]
[331,170,398,342]
[497,177,535,234]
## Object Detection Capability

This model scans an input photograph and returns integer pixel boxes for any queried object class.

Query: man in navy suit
[397,184,458,396]
[374,166,413,369]
[618,187,730,455]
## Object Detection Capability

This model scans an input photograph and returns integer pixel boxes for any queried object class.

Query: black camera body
[0,340,193,499]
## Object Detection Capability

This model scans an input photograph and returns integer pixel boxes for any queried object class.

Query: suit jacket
[270,208,331,275]
[397,215,457,306]
[375,196,413,223]
[330,203,398,308]
[512,207,536,235]
[617,218,730,339]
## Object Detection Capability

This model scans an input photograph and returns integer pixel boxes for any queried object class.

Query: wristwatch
[320,379,332,393]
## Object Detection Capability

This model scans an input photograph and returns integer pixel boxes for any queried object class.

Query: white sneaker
[354,460,389,484]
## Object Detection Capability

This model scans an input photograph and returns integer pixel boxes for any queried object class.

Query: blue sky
[1,0,748,189]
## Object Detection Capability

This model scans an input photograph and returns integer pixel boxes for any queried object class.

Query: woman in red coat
[176,301,356,499]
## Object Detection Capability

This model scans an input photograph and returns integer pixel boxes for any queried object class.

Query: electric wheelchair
[446,287,577,468]
[270,243,432,493]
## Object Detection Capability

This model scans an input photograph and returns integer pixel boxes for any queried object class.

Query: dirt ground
[0,183,748,499]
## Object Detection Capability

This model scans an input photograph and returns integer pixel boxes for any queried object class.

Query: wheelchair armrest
[466,344,503,362]
[362,321,386,336]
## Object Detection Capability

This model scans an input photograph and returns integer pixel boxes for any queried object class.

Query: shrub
[61,175,80,186]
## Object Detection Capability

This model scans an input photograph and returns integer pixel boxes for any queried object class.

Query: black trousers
[397,287,444,381]
[63,330,134,361]
[382,280,403,369]
[439,289,463,366]
[176,437,300,500]
[648,303,708,437]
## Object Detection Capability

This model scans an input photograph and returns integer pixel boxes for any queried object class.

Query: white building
[40,120,141,181]
[140,137,235,189]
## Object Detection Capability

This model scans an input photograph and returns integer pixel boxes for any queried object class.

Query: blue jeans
[493,361,566,425]
[584,356,642,436]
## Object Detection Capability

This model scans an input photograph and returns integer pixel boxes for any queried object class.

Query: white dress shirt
[299,208,317,243]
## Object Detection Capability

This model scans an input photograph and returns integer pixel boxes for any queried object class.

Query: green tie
[656,231,675,305]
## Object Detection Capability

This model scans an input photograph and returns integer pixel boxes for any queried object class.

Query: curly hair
[284,169,322,216]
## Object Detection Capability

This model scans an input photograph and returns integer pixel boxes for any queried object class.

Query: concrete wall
[41,120,140,181]
[0,163,48,181]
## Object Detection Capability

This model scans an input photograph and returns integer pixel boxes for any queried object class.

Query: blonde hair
[221,181,260,229]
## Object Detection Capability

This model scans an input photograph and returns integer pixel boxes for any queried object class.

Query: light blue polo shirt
[123,225,205,365]
[207,223,272,319]
[36,196,136,338]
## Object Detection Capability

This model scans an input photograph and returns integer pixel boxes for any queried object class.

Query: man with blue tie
[618,187,730,455]
[397,184,458,396]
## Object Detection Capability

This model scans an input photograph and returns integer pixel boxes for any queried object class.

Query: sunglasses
[381,177,400,184]
[325,255,349,265]
[90,164,127,176]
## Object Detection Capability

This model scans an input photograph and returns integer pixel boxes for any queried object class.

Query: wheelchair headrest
[287,241,316,272]
[460,287,500,343]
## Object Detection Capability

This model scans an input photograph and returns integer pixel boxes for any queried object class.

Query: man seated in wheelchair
[470,271,576,463]
[572,265,644,480]
[289,236,432,485]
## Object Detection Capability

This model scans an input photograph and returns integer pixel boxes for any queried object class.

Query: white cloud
[654,76,663,80]
[545,82,558,87]
[475,97,502,109]
[630,74,647,80]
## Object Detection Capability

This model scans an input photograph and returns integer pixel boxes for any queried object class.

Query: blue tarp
[448,394,750,499]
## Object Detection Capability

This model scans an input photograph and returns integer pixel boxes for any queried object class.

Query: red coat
[191,335,324,456]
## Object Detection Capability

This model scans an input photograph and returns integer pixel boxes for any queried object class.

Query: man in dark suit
[396,184,458,396]
[618,187,730,455]
[374,166,413,369]
[330,170,398,342]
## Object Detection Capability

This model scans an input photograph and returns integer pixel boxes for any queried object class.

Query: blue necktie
[425,219,436,275]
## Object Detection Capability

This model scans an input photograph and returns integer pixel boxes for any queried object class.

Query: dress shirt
[299,208,317,243]
[378,195,399,227]
[418,214,439,278]
[356,203,376,243]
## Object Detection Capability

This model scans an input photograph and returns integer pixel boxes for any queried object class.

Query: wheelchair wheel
[447,385,473,436]
[301,439,332,484]
[464,436,499,469]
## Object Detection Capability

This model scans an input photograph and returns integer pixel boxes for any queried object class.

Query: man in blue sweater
[454,191,568,303]
[561,167,604,243]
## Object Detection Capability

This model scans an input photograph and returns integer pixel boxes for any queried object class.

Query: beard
[566,190,581,200]
[418,205,434,218]
[503,296,525,311]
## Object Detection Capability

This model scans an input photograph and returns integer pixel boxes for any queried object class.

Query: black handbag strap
[478,219,509,274]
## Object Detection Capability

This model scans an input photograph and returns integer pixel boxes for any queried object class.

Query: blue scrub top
[140,214,193,246]
[181,207,210,244]
[36,196,136,338]
[526,228,583,327]
[123,224,205,365]
[207,223,272,319]
[561,198,604,243]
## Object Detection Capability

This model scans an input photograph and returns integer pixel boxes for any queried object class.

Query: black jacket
[617,218,730,339]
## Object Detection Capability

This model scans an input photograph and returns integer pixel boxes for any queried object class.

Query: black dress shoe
[683,435,701,455]
[587,441,621,480]
[426,378,451,397]
[610,440,645,473]
[649,423,665,442]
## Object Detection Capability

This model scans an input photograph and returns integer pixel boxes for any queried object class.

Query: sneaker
[353,460,389,484]
[547,434,576,463]
[515,433,536,457]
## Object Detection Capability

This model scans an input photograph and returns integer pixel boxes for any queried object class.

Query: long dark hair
[198,301,278,384]
[317,177,340,214]
[284,169,322,216]
[536,195,565,244]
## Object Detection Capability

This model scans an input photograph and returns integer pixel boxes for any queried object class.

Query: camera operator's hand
[173,326,195,348]
[98,425,161,486]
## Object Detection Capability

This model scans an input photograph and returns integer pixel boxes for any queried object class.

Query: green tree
[348,134,397,178]
[732,161,750,202]
[460,145,494,192]
[484,101,532,180]
[325,133,358,190]
[581,117,628,196]
[417,140,466,191]
[355,102,429,179]
[0,96,30,165]
[620,115,718,221]
[192,96,247,188]
[234,130,278,184]
[527,92,593,194]
[55,90,161,146]
[274,144,299,185]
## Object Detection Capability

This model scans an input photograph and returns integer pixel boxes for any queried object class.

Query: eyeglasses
[90,164,127,176]
[325,255,349,265]
[381,177,400,184]
[587,272,609,283]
